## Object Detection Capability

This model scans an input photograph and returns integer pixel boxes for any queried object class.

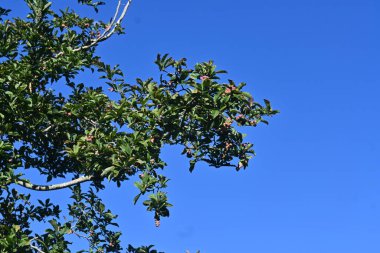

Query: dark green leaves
[155,53,176,71]
[77,0,105,12]
[150,55,278,171]
[0,1,277,252]
[127,244,164,253]
[143,192,173,221]
[0,7,10,21]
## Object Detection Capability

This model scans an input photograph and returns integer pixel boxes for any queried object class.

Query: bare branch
[54,0,132,58]
[42,125,52,133]
[72,229,92,241]
[15,176,93,191]
[14,166,117,191]
[101,0,132,41]
[30,238,46,253]
[110,0,122,26]
[30,244,45,253]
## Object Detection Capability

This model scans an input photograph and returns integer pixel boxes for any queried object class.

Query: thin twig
[110,0,122,26]
[42,125,52,133]
[83,116,99,127]
[30,245,45,253]
[72,230,92,240]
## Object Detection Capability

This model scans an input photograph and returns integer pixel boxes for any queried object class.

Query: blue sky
[3,0,380,252]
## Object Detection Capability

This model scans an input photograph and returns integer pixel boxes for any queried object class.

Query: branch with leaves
[0,0,278,252]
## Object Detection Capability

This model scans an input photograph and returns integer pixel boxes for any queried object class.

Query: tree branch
[54,0,132,58]
[30,244,45,253]
[101,0,132,41]
[15,176,93,191]
[14,166,116,191]
[110,0,123,28]
[30,238,46,253]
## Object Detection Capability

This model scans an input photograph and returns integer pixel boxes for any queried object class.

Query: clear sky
[3,0,380,252]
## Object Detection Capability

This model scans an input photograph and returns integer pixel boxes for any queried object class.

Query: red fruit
[200,75,209,81]
[85,135,94,142]
[250,120,257,126]
[223,117,232,128]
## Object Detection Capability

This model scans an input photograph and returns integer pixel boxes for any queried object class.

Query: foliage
[0,0,278,252]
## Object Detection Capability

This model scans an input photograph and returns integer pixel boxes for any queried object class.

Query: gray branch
[15,176,93,191]
[30,238,46,253]
[14,166,116,191]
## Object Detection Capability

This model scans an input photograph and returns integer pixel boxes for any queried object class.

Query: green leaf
[133,193,142,205]
[211,109,219,119]
[189,160,196,172]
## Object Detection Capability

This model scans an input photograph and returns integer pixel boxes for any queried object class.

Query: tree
[0,0,278,252]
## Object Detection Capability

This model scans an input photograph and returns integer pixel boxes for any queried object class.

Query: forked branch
[55,0,132,57]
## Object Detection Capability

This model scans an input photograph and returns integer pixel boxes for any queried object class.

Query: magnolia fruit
[200,75,209,81]
[85,135,94,142]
